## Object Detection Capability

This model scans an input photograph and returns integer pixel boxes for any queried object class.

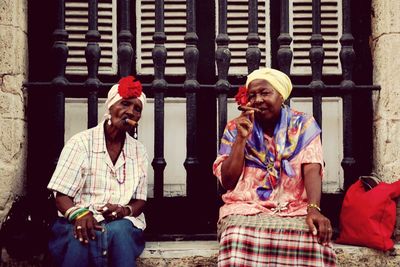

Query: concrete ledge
[137,241,400,267]
[1,242,399,266]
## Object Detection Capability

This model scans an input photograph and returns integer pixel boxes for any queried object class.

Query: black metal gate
[26,0,378,240]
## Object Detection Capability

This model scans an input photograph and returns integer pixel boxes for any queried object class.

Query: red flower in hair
[118,76,142,98]
[235,86,248,106]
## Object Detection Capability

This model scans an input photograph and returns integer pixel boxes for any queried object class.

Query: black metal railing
[26,0,379,240]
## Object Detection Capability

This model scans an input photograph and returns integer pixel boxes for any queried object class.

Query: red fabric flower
[235,86,248,106]
[118,76,142,98]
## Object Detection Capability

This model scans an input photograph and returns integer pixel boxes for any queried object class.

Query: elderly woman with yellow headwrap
[214,68,337,266]
[47,76,148,267]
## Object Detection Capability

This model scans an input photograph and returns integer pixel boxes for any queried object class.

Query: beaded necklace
[113,149,126,184]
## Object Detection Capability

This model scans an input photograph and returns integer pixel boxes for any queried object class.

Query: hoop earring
[107,114,112,126]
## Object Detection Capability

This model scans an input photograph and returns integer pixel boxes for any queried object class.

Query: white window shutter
[290,0,342,75]
[137,0,187,75]
[65,0,117,75]
[225,0,269,75]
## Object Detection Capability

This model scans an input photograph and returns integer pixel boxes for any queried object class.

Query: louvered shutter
[65,0,117,75]
[137,0,187,75]
[290,0,342,75]
[226,0,269,75]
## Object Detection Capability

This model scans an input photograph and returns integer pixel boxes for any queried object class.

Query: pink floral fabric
[213,135,324,220]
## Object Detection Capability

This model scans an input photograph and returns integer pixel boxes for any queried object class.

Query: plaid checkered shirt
[48,122,148,230]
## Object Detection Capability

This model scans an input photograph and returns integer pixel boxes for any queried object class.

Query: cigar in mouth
[124,118,138,127]
[238,106,261,113]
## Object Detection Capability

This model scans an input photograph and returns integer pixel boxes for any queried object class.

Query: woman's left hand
[306,208,333,245]
[97,203,126,221]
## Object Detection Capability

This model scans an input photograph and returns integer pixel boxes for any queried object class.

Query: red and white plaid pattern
[218,214,336,267]
[48,122,148,229]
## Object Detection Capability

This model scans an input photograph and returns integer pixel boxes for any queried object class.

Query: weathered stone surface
[372,34,400,182]
[371,0,400,39]
[0,0,17,26]
[0,91,25,120]
[1,74,27,95]
[0,119,26,163]
[0,0,28,227]
[0,26,28,75]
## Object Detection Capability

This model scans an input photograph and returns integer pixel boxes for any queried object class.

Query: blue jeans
[48,218,145,267]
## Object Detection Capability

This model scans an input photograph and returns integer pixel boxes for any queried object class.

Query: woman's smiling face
[247,79,283,124]
[109,97,142,130]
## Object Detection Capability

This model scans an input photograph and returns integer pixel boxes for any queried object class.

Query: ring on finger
[76,225,82,230]
[111,211,117,218]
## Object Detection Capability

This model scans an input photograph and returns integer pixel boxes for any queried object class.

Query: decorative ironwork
[151,0,167,199]
[183,0,200,197]
[52,0,68,158]
[277,0,292,75]
[25,0,381,239]
[340,0,356,190]
[85,0,101,128]
[246,0,261,73]
[215,0,231,142]
[309,0,325,127]
[118,0,133,77]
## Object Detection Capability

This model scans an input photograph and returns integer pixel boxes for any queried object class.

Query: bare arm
[220,110,254,190]
[303,163,333,244]
[220,137,247,190]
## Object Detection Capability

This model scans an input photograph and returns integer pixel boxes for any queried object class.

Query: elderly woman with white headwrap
[214,68,337,266]
[47,76,148,267]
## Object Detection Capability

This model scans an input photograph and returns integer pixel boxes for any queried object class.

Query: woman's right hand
[74,212,103,244]
[235,107,255,139]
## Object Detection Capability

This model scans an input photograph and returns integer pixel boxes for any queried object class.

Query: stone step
[137,241,400,267]
[1,242,399,266]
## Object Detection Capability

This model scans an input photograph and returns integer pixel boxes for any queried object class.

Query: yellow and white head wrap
[245,68,293,100]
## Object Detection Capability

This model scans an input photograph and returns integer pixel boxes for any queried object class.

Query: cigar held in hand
[238,105,261,113]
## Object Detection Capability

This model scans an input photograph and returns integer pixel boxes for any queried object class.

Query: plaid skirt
[218,214,337,267]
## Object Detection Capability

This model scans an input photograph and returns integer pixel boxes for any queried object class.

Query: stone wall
[371,1,400,181]
[371,0,400,238]
[0,0,28,223]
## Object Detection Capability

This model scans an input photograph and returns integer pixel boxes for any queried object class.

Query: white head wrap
[245,68,293,100]
[103,83,146,119]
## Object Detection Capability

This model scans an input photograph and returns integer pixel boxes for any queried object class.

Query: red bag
[336,179,400,251]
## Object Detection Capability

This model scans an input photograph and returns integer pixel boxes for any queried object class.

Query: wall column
[0,0,28,222]
[371,0,400,238]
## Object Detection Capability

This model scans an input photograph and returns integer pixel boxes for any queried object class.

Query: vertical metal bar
[309,0,324,128]
[183,0,200,198]
[118,0,133,77]
[52,0,68,160]
[215,0,230,142]
[85,0,101,128]
[152,0,167,200]
[340,0,356,190]
[340,0,355,86]
[246,0,261,73]
[277,0,292,75]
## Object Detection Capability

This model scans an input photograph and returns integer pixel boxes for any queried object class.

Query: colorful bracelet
[68,207,89,222]
[75,210,91,220]
[64,206,78,218]
[307,203,321,212]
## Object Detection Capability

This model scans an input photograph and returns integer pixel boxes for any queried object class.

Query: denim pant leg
[48,218,90,267]
[104,219,145,267]
[48,218,108,267]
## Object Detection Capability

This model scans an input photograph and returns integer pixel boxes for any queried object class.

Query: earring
[133,126,138,139]
[107,114,112,126]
